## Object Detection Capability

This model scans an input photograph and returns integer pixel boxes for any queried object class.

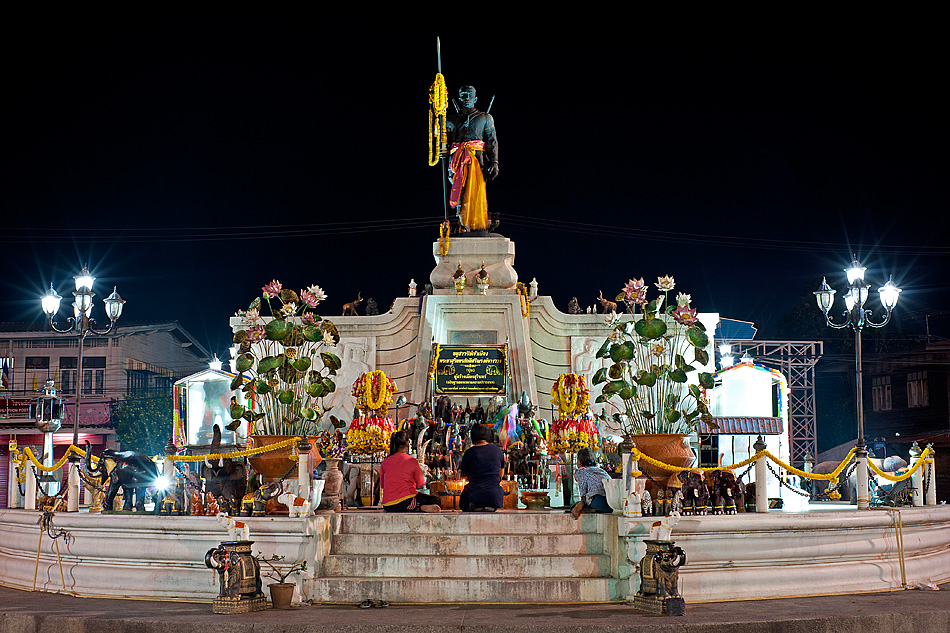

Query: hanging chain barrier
[765,461,811,497]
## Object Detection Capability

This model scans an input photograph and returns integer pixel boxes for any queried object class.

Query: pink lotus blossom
[671,305,699,325]
[301,313,316,325]
[301,284,326,307]
[245,325,265,343]
[623,278,646,299]
[262,280,282,298]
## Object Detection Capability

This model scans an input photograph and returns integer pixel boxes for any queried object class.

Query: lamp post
[41,265,125,511]
[814,256,901,509]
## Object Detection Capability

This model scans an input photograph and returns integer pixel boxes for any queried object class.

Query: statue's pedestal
[430,236,518,293]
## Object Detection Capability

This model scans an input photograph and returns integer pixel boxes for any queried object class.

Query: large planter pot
[268,582,295,609]
[247,435,321,480]
[633,434,695,481]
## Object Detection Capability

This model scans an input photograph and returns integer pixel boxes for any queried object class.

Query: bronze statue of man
[446,86,498,232]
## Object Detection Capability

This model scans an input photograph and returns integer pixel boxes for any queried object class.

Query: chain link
[765,461,810,497]
[924,463,931,496]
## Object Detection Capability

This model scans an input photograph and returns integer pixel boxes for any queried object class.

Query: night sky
[3,24,946,361]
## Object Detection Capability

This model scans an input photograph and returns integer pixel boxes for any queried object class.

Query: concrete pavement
[2,584,949,633]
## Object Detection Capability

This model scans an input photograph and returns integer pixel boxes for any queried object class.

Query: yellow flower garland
[428,73,448,167]
[517,282,529,317]
[362,370,390,412]
[439,220,450,256]
[551,373,589,419]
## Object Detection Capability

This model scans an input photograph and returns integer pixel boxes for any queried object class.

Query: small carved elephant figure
[240,481,283,517]
[676,470,709,515]
[655,546,687,598]
[706,469,740,515]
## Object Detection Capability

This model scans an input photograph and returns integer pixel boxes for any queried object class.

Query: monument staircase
[305,511,625,603]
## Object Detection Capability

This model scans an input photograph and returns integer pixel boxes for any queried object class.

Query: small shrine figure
[191,489,204,516]
[476,264,490,295]
[453,263,466,295]
[567,297,583,314]
[365,298,379,315]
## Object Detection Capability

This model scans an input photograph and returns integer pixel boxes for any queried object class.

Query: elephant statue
[240,480,283,517]
[83,441,161,512]
[200,425,247,515]
[654,545,687,598]
[676,470,709,515]
[706,469,740,515]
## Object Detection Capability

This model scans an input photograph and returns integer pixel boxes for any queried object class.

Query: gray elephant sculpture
[200,425,247,515]
[83,441,161,511]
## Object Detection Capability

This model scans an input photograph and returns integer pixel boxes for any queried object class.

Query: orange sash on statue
[449,140,489,231]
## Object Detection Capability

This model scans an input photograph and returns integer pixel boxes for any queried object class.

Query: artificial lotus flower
[262,279,282,298]
[655,275,675,291]
[301,312,317,325]
[623,278,646,299]
[676,293,691,307]
[301,285,326,307]
[650,341,667,356]
[245,325,265,343]
[280,302,297,318]
[671,305,700,326]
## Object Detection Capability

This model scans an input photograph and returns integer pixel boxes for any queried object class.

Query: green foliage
[112,393,173,456]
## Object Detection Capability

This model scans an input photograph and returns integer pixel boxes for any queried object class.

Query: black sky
[2,23,946,359]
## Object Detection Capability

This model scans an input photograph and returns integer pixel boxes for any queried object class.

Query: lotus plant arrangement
[593,275,717,436]
[229,280,342,437]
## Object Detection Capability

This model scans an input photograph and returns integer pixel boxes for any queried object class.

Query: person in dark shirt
[459,423,505,512]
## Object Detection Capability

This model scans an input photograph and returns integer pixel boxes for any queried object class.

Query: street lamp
[814,256,900,509]
[41,265,125,511]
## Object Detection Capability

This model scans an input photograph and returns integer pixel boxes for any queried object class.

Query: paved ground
[2,584,949,633]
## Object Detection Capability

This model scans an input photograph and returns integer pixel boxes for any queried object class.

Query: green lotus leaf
[255,379,271,394]
[610,341,635,362]
[688,384,702,399]
[595,338,611,359]
[665,409,681,423]
[229,404,245,420]
[264,318,293,341]
[257,355,280,374]
[685,409,699,420]
[608,363,624,380]
[635,317,667,340]
[669,368,688,383]
[687,326,709,348]
[694,348,710,366]
[235,354,254,372]
[321,377,336,394]
[277,389,296,405]
[636,371,657,387]
[674,354,687,370]
[641,410,655,420]
[592,367,608,385]
[302,407,317,421]
[619,383,636,400]
[644,299,658,314]
[602,381,623,396]
[594,394,608,404]
[241,408,256,421]
[229,374,244,390]
[698,372,716,389]
[306,381,325,398]
[293,357,312,373]
[665,393,678,409]
[302,325,324,342]
[321,352,342,372]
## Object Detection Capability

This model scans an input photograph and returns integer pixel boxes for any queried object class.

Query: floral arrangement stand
[549,373,601,506]
[230,279,341,441]
[592,276,714,487]
[346,370,398,458]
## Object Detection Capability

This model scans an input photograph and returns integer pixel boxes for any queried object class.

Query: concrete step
[331,532,605,556]
[323,554,612,578]
[337,511,602,536]
[304,576,627,603]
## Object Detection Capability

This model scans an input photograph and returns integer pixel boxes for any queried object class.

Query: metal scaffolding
[732,340,823,468]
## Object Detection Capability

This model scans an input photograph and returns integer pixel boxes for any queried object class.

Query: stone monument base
[430,236,518,293]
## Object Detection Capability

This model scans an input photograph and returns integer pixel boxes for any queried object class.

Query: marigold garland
[550,373,589,419]
[346,416,396,456]
[549,418,601,454]
[428,73,448,167]
[439,221,450,256]
[517,282,529,317]
[352,370,396,416]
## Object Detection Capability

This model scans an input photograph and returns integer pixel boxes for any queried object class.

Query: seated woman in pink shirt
[380,431,441,513]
